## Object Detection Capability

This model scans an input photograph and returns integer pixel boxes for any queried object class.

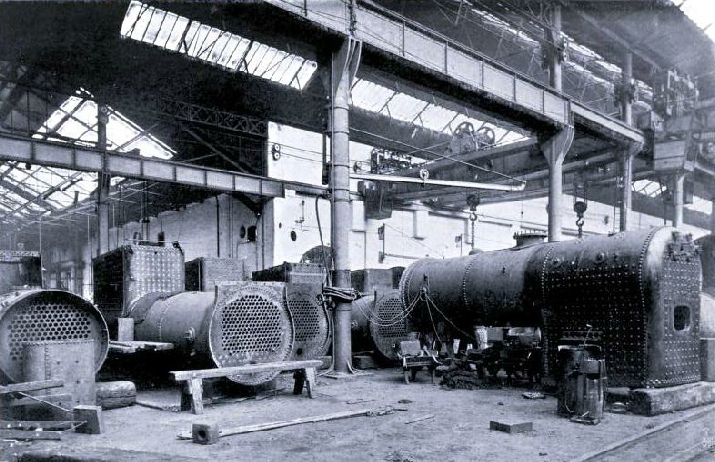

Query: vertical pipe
[331,42,355,374]
[216,196,221,258]
[96,104,110,257]
[548,4,563,92]
[710,200,715,234]
[547,156,564,242]
[620,151,634,231]
[621,51,633,126]
[542,128,572,242]
[673,172,685,228]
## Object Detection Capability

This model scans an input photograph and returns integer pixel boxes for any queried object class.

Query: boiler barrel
[0,289,109,383]
[400,244,542,330]
[132,291,214,359]
[351,290,412,361]
[131,283,295,385]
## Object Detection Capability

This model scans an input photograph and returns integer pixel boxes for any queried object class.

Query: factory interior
[1,1,715,460]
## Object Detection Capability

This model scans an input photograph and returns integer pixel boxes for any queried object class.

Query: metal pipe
[216,196,221,258]
[673,172,685,228]
[548,4,563,92]
[621,51,633,126]
[350,172,525,192]
[620,150,634,231]
[97,104,110,256]
[330,40,359,374]
[542,128,573,242]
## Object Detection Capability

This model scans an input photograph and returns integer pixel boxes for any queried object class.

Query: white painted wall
[266,122,712,268]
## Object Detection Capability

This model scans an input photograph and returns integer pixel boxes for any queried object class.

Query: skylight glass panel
[36,97,174,160]
[633,179,664,197]
[419,104,458,132]
[120,1,317,90]
[6,168,30,184]
[678,0,715,43]
[685,196,711,213]
[293,60,318,90]
[351,79,396,112]
[383,92,429,123]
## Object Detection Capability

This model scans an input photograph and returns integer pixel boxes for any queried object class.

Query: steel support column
[96,104,110,257]
[330,38,361,374]
[620,141,642,231]
[711,200,715,234]
[541,126,574,242]
[673,172,685,228]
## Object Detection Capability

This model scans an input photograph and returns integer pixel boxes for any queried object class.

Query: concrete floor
[3,369,715,462]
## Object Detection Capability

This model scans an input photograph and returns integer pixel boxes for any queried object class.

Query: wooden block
[189,378,203,415]
[304,367,317,399]
[489,420,533,434]
[73,405,104,434]
[352,355,376,369]
[192,422,220,445]
[117,318,135,342]
[292,370,306,395]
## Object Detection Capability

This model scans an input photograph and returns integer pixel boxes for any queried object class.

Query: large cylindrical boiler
[400,244,543,329]
[0,289,109,383]
[130,283,295,385]
[401,227,702,388]
[351,290,411,361]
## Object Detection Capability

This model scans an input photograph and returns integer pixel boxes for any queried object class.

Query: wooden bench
[171,360,322,414]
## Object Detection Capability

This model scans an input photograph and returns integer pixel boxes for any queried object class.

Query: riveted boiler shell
[399,244,543,332]
[0,289,109,383]
[285,284,331,360]
[209,282,294,385]
[529,227,702,388]
[400,227,702,388]
[132,291,215,359]
[351,290,412,361]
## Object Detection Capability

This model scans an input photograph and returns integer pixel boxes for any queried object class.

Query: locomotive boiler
[0,289,109,383]
[128,284,296,385]
[400,227,702,388]
[350,268,411,362]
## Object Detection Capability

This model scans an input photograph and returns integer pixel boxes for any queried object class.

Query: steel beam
[0,133,303,197]
[571,101,644,145]
[352,172,524,192]
[265,0,569,126]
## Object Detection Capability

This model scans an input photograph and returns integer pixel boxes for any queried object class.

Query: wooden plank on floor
[0,429,62,440]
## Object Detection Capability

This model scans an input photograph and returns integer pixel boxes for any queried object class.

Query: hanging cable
[314,195,332,287]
